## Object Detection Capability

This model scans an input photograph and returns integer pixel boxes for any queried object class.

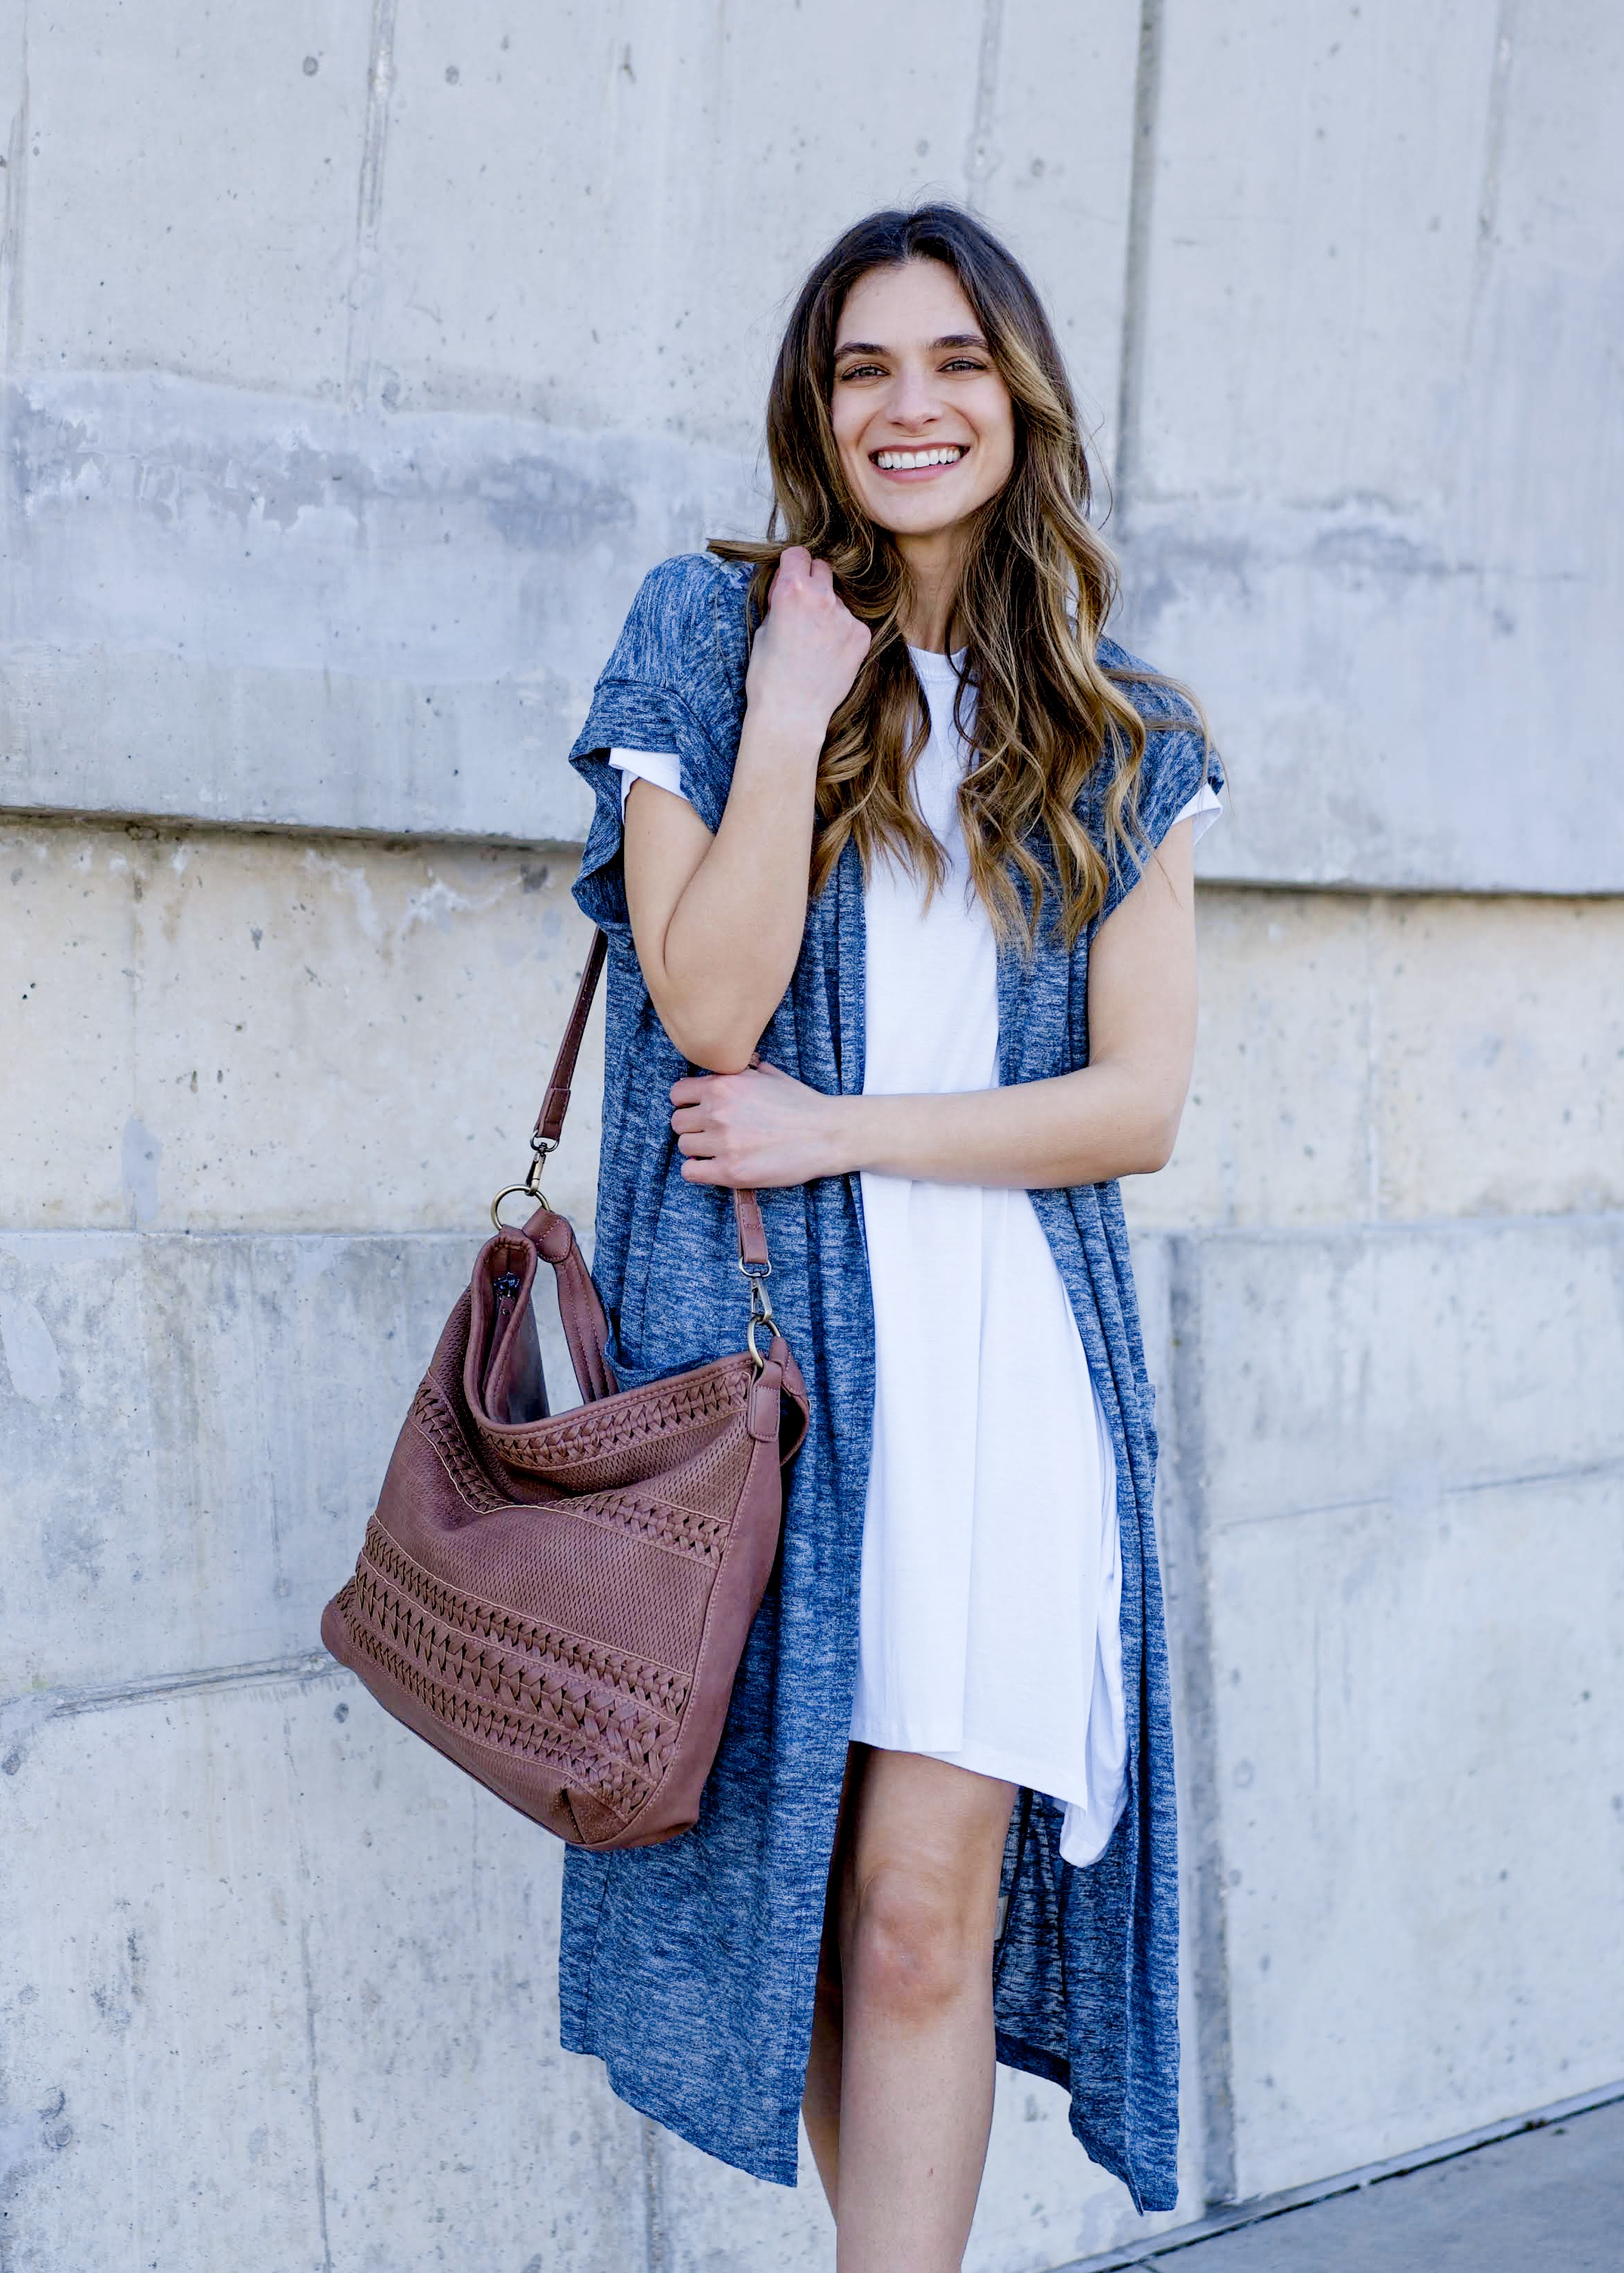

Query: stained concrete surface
[3,1212,1617,2265]
[3,2,1622,889]
[1100,2095,1624,2270]
[0,1659,1160,2273]
[1142,1218,1624,2203]
[1114,0,1624,894]
[2,809,1621,2261]
[0,820,605,1235]
[6,823,1622,1240]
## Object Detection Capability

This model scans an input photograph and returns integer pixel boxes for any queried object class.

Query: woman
[563,205,1221,2269]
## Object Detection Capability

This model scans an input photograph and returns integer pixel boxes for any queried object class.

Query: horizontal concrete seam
[2,1649,343,1728]
[1211,1457,1624,1534]
[6,805,1622,903]
[1131,1210,1624,1246]
[1053,2078,1624,2270]
[0,1227,501,1245]
[0,798,591,860]
[1192,870,1624,904]
[1,1212,1616,1250]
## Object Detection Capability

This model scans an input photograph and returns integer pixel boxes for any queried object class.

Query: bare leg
[807,1748,1016,2272]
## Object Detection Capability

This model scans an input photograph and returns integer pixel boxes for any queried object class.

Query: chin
[859,491,975,539]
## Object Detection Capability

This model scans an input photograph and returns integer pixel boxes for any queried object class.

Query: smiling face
[829,257,1017,552]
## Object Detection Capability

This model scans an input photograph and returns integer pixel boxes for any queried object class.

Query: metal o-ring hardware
[489,1135,557,1232]
[490,1183,552,1232]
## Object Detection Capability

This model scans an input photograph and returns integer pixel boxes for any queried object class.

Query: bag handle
[492,930,776,1321]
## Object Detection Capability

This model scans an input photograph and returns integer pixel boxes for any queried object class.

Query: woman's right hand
[744,546,871,737]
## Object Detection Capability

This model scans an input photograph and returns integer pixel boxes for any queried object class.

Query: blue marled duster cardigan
[560,552,1217,2212]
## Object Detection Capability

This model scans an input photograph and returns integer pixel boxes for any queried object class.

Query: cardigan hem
[991,2031,1173,2216]
[557,2030,802,2188]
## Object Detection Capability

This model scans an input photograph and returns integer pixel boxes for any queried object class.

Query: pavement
[1070,2093,1624,2272]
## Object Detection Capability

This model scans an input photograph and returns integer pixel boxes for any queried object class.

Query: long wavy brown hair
[711,204,1199,946]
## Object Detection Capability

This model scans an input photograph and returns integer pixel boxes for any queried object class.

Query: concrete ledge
[1,369,758,844]
[6,819,1619,1241]
[0,817,605,1235]
[4,357,1621,892]
[1170,1215,1624,1525]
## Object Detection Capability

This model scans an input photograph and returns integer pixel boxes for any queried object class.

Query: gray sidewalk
[1068,2092,1624,2272]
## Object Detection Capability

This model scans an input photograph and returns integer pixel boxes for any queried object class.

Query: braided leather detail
[408,1381,727,1562]
[412,1379,508,1514]
[564,1487,728,1566]
[338,1598,665,1813]
[355,1521,689,1719]
[336,1556,679,1817]
[498,1365,749,1474]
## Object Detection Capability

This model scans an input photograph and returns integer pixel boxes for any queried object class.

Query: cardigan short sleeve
[568,553,752,938]
[1094,636,1226,924]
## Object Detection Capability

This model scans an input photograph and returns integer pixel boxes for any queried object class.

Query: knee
[843,1865,983,2026]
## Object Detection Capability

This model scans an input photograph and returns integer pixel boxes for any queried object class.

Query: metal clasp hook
[742,1266,776,1370]
[490,1133,557,1232]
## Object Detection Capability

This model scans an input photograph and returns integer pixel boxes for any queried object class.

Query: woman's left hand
[671,1062,847,1188]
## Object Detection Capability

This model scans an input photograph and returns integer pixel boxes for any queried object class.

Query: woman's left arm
[671,820,1199,1191]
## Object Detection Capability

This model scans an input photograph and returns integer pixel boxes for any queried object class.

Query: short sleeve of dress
[567,554,751,938]
[1094,636,1226,924]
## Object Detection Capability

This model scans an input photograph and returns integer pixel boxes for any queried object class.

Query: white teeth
[874,445,966,470]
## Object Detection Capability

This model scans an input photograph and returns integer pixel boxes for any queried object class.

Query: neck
[894,526,968,653]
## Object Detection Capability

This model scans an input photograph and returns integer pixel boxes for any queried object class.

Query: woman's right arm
[621,547,870,1073]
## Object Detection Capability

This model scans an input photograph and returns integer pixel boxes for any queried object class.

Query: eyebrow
[833,332,990,358]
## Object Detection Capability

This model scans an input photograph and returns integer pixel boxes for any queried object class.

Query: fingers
[670,1067,751,1167]
[767,545,838,608]
[670,1071,724,1154]
[670,1102,714,1146]
[769,545,813,605]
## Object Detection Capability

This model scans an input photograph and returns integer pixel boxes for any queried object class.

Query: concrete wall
[6,0,1619,887]
[2,4,1620,2270]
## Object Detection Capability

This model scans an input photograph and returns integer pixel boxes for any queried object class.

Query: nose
[884,361,942,430]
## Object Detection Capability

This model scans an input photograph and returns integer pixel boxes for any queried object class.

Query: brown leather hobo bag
[321,933,809,1849]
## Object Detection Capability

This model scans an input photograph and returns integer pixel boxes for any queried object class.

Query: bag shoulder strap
[533,930,772,1277]
[533,929,608,1149]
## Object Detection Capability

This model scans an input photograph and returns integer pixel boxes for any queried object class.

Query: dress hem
[853,1731,1127,1858]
